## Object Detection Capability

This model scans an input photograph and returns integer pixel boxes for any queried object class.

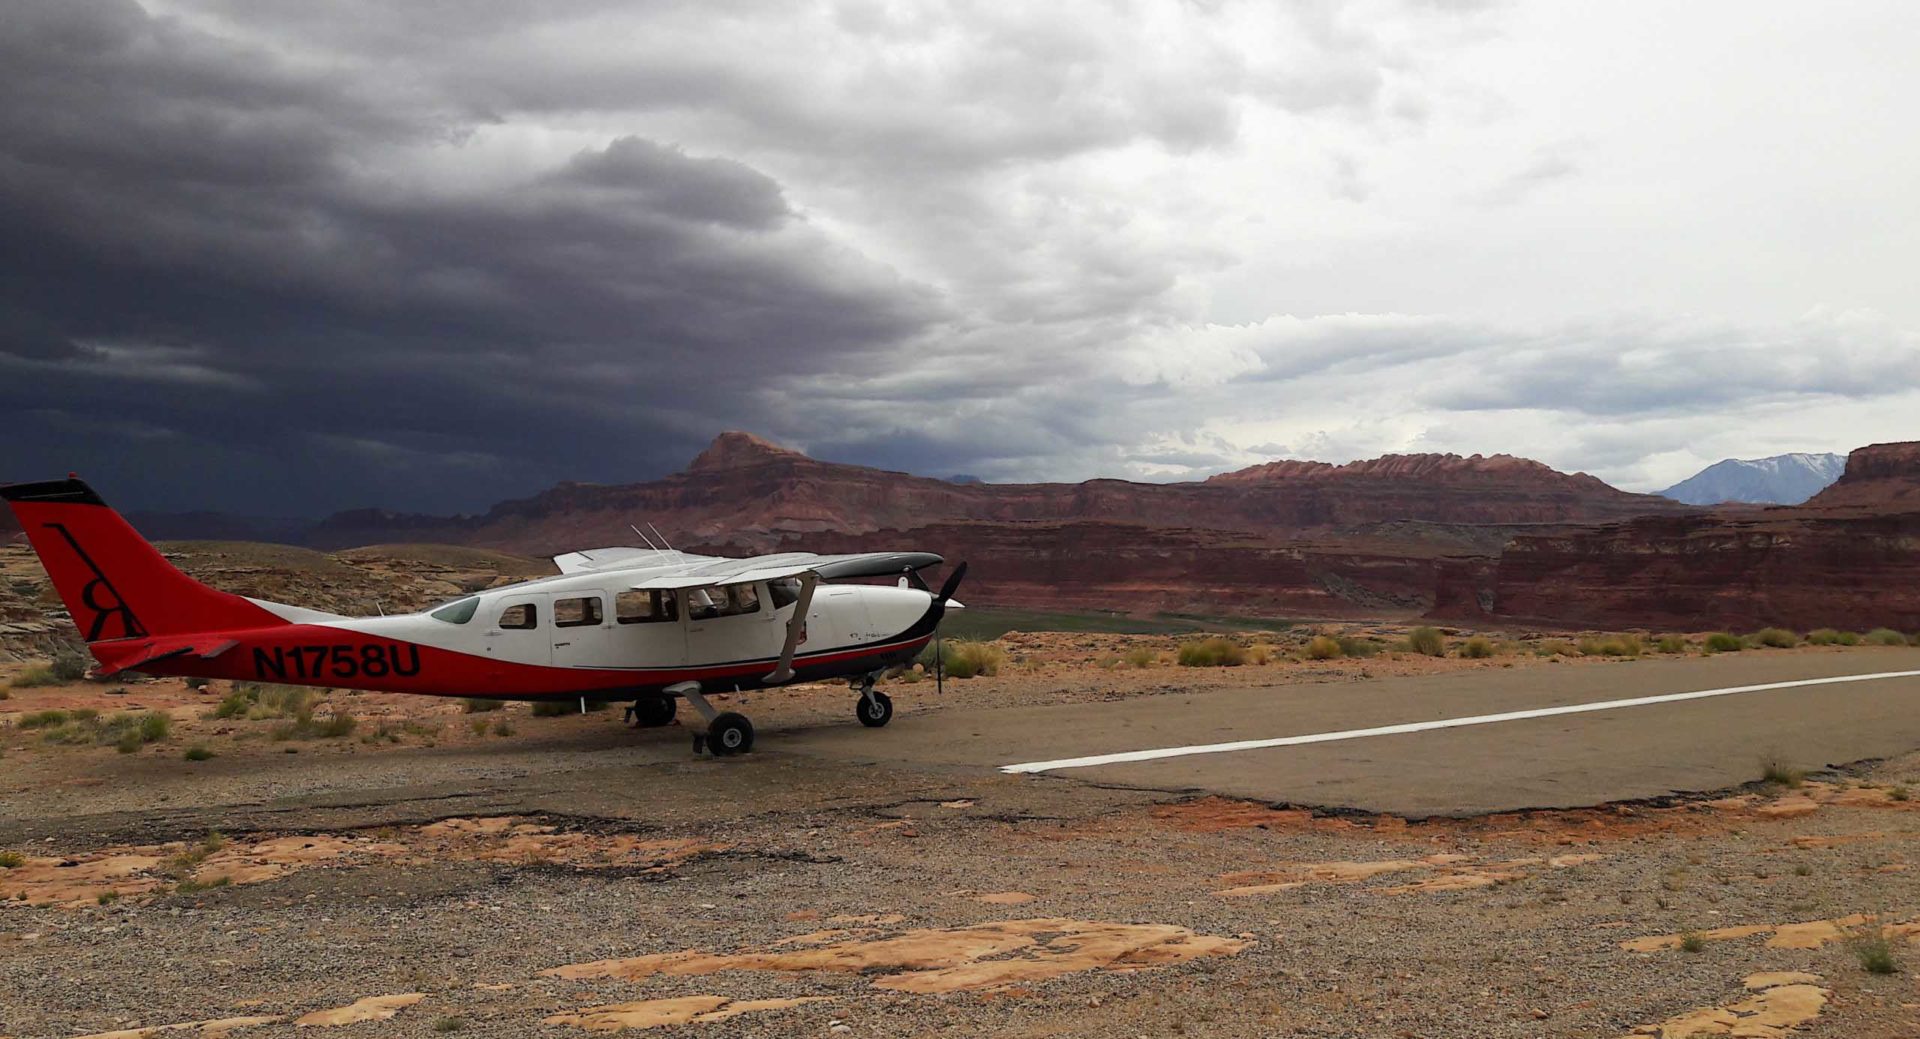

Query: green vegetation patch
[1749,627,1800,649]
[1704,632,1744,654]
[1177,637,1246,667]
[1405,627,1446,657]
[1864,628,1912,647]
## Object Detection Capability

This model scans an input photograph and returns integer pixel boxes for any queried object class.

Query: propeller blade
[935,561,968,604]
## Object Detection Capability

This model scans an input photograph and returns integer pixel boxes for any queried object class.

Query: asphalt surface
[783,648,1920,815]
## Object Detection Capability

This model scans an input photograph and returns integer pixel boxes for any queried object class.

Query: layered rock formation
[307,431,1688,617]
[1439,442,1920,630]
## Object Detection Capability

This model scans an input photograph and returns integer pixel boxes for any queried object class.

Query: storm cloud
[3,0,1918,514]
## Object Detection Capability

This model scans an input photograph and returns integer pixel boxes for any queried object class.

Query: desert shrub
[18,709,70,729]
[138,713,170,742]
[253,685,313,719]
[1806,629,1843,645]
[1335,636,1383,658]
[1305,636,1344,660]
[1704,632,1744,653]
[114,730,143,754]
[1122,646,1156,669]
[1892,785,1912,802]
[10,666,59,688]
[1534,639,1576,657]
[1864,628,1910,646]
[531,701,571,717]
[468,717,489,736]
[1848,927,1900,975]
[1406,627,1446,657]
[183,677,211,691]
[0,850,24,868]
[49,648,91,682]
[1750,628,1799,649]
[1762,759,1807,787]
[1679,931,1706,954]
[1177,638,1246,667]
[462,698,506,713]
[183,745,214,762]
[1578,635,1641,657]
[1459,636,1495,659]
[490,719,513,737]
[1246,643,1274,665]
[433,1019,467,1033]
[175,875,232,895]
[269,707,356,741]
[942,641,1007,679]
[209,691,252,719]
[1655,635,1689,654]
[1835,630,1862,646]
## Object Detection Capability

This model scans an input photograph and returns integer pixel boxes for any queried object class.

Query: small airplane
[1,477,966,756]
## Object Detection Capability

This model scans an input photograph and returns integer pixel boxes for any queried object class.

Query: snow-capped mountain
[1658,453,1847,505]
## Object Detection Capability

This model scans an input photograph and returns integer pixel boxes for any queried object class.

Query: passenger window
[768,577,801,609]
[554,596,603,628]
[616,590,677,624]
[497,603,537,630]
[729,583,760,615]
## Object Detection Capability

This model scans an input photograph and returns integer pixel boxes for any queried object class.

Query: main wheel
[856,691,893,728]
[707,712,754,755]
[633,695,677,728]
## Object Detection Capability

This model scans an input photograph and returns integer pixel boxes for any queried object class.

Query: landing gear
[665,681,755,758]
[628,695,676,728]
[853,672,894,728]
[707,712,755,755]
[857,690,893,727]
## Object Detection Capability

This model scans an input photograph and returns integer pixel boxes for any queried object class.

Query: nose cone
[862,584,938,639]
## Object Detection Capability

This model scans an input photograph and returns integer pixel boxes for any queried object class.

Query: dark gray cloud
[7,0,1907,515]
[0,0,937,514]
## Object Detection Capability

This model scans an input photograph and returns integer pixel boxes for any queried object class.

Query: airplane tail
[1,477,288,644]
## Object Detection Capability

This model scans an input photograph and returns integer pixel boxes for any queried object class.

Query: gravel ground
[4,659,1920,1038]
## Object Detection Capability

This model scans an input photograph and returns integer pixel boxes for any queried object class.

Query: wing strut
[763,571,819,684]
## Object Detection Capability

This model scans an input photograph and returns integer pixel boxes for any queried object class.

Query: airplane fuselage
[132,573,942,701]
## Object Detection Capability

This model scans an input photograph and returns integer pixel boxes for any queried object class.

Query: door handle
[554,641,572,648]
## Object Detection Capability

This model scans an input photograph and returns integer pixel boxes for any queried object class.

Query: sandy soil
[3,642,1920,1038]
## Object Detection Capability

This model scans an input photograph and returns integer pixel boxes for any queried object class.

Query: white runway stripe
[999,669,1920,775]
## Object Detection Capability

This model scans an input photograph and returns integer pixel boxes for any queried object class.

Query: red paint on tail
[1,478,285,643]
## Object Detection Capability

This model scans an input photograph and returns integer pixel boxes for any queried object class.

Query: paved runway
[782,649,1920,816]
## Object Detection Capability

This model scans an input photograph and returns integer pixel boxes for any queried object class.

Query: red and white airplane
[2,477,966,755]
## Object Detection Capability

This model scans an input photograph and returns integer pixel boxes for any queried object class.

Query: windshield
[430,596,480,624]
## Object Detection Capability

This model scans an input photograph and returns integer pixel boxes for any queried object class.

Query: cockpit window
[430,597,479,624]
[768,577,803,610]
[687,582,761,620]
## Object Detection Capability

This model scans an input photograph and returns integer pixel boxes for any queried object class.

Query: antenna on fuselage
[647,523,684,564]
[630,524,667,559]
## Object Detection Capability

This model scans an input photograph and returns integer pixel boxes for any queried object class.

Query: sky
[3,0,1918,516]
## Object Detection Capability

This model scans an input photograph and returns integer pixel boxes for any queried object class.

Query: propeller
[935,561,967,604]
[931,562,967,696]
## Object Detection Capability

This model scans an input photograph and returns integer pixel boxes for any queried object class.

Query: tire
[708,712,754,755]
[856,691,894,728]
[634,695,676,728]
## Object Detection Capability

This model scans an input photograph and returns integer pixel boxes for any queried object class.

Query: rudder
[2,477,285,642]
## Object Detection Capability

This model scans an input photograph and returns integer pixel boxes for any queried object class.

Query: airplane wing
[623,551,945,590]
[552,547,724,574]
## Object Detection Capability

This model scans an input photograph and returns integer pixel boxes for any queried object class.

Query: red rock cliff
[1438,442,1920,630]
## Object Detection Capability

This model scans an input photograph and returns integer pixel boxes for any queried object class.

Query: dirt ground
[4,641,1920,1038]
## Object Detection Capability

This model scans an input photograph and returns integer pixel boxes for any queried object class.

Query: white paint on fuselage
[280,571,933,672]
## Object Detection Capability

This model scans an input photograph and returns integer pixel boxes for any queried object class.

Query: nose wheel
[857,689,893,728]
